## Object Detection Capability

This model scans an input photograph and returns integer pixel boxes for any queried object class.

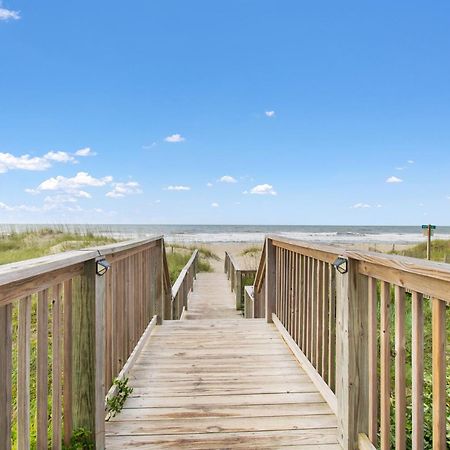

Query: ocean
[1,224,449,245]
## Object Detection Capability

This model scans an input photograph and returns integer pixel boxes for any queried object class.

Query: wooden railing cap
[172,249,198,297]
[0,249,98,286]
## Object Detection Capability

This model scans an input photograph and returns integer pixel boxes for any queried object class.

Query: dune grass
[240,245,262,256]
[167,243,220,261]
[391,238,450,262]
[2,230,214,448]
[0,228,117,265]
[166,248,213,284]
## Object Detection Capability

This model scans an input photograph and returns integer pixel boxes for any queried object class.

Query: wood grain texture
[105,262,338,449]
[17,296,31,450]
[0,304,12,450]
[432,298,446,450]
[37,290,49,450]
[52,285,62,450]
[394,286,406,450]
[411,292,424,450]
[380,281,391,450]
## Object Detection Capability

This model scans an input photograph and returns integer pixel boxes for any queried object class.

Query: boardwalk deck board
[105,271,339,449]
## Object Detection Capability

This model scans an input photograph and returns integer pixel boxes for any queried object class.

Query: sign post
[422,224,436,260]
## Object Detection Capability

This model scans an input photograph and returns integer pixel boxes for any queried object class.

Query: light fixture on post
[96,258,111,276]
[333,256,348,274]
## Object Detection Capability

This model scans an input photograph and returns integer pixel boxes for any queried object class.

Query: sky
[1,1,450,225]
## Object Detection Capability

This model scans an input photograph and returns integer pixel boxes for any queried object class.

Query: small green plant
[64,427,94,450]
[106,377,133,420]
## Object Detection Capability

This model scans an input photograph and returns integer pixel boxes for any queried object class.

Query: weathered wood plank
[0,304,12,450]
[17,296,31,450]
[37,290,49,450]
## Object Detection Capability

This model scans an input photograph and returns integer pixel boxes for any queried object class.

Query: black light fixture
[333,256,348,274]
[96,258,111,276]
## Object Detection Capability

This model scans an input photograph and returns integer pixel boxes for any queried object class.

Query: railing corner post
[72,258,106,450]
[335,256,369,450]
[265,238,276,323]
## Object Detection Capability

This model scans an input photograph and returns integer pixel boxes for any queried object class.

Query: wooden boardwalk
[105,271,339,449]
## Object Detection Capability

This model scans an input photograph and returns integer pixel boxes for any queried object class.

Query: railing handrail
[0,236,165,307]
[254,235,449,449]
[172,249,198,298]
[263,234,450,302]
[0,236,163,286]
[225,251,257,274]
[253,240,266,293]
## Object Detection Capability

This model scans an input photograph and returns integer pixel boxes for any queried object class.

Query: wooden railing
[224,251,257,310]
[253,236,449,450]
[0,237,174,450]
[171,249,198,319]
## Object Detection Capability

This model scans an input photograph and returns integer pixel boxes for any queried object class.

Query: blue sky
[1,1,449,225]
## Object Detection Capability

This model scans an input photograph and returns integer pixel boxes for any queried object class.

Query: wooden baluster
[380,281,391,450]
[411,292,424,450]
[301,255,307,352]
[432,298,446,449]
[368,277,378,445]
[311,258,317,365]
[294,253,299,344]
[52,284,62,450]
[316,260,324,372]
[0,303,12,450]
[321,263,329,382]
[264,238,276,323]
[395,286,406,450]
[275,247,279,316]
[328,265,336,391]
[63,280,73,446]
[299,254,305,350]
[37,289,49,450]
[18,296,31,450]
[306,256,312,359]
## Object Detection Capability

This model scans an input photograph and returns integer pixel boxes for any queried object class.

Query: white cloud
[351,203,371,209]
[0,152,52,173]
[142,142,157,150]
[0,6,20,21]
[0,149,81,173]
[206,182,213,187]
[219,175,237,183]
[27,172,113,198]
[211,202,219,208]
[36,172,112,191]
[106,181,142,198]
[0,201,38,212]
[408,160,415,164]
[249,184,277,196]
[265,110,275,118]
[386,176,403,183]
[164,133,185,143]
[44,151,76,163]
[166,185,191,191]
[75,147,96,157]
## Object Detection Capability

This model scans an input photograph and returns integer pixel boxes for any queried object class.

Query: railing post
[0,304,12,450]
[236,270,242,310]
[335,257,369,449]
[155,239,163,324]
[72,259,105,449]
[265,237,276,323]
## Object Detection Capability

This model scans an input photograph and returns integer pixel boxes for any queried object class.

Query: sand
[172,241,414,272]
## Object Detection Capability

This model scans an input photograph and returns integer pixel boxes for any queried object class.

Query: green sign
[422,225,436,230]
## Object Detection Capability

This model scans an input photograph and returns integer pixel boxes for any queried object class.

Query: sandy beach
[166,240,415,272]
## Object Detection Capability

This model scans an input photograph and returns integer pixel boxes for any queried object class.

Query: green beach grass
[1,230,214,448]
